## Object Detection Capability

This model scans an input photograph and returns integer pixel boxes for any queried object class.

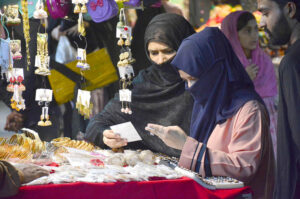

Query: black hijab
[85,13,195,157]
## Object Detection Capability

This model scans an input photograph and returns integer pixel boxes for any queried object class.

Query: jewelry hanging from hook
[21,0,31,71]
[116,8,135,114]
[36,89,53,127]
[76,89,93,119]
[7,68,26,111]
[35,33,51,76]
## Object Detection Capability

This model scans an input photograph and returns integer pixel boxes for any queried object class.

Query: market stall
[1,130,252,199]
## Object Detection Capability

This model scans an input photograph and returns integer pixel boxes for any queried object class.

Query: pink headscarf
[221,11,277,98]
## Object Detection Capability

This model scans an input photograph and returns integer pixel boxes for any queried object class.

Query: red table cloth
[5,177,252,199]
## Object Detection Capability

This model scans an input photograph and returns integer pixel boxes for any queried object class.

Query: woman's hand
[103,130,128,148]
[145,124,187,150]
[246,64,259,80]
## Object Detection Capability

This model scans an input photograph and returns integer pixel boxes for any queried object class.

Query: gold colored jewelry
[44,115,52,126]
[125,34,131,46]
[117,35,124,46]
[21,0,31,70]
[38,115,45,126]
[81,4,87,13]
[74,4,81,14]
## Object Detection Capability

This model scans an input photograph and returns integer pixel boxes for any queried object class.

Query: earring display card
[110,122,142,142]
[77,89,91,107]
[116,26,132,39]
[119,89,132,102]
[77,48,86,61]
[118,65,134,79]
[35,89,53,102]
[14,68,24,78]
[6,68,24,81]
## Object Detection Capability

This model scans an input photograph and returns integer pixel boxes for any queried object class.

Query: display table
[6,177,252,199]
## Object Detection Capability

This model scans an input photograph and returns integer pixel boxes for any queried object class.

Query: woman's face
[148,41,176,65]
[238,19,259,51]
[178,70,198,88]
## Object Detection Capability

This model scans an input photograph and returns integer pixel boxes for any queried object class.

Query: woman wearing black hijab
[85,13,195,157]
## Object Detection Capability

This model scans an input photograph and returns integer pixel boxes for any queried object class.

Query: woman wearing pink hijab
[221,11,278,157]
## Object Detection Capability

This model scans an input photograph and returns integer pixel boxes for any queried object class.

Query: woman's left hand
[145,124,187,150]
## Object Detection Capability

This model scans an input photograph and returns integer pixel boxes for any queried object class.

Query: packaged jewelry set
[35,33,51,76]
[35,89,53,126]
[6,68,26,111]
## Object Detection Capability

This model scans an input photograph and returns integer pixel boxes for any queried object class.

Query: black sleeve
[275,58,300,198]
[279,61,300,148]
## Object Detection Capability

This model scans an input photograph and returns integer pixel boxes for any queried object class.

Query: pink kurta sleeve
[179,101,264,182]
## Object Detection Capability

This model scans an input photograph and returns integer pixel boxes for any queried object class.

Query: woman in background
[221,11,278,157]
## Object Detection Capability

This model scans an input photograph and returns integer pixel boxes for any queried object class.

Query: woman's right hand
[246,64,259,80]
[103,130,128,148]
